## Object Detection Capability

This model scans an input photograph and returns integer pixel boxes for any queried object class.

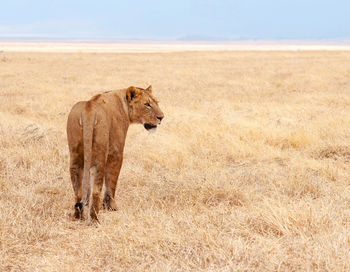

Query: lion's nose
[157,116,163,122]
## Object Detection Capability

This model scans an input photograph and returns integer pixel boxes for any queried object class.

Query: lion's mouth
[144,123,158,133]
[144,123,157,130]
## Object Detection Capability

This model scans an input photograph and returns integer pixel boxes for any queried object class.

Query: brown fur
[67,85,164,224]
[90,93,101,101]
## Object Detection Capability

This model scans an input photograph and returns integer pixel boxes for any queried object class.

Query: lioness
[67,85,164,224]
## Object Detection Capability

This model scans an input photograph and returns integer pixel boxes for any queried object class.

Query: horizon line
[1,36,350,44]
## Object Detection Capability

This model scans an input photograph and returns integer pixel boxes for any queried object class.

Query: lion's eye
[145,103,151,109]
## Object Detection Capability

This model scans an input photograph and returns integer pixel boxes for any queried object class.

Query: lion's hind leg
[88,155,107,225]
[87,116,109,225]
[69,150,84,219]
[103,152,123,211]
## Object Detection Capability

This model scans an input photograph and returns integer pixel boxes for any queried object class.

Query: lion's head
[126,85,164,132]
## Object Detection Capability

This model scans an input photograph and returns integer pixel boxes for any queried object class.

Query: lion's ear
[146,85,152,93]
[126,86,141,102]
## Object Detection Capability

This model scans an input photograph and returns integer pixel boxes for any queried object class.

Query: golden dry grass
[1,49,350,271]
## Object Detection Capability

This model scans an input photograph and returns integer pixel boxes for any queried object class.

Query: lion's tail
[81,109,96,207]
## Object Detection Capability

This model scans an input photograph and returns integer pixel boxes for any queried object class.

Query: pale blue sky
[0,0,349,40]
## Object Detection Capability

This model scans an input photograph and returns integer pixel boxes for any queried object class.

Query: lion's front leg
[103,152,123,211]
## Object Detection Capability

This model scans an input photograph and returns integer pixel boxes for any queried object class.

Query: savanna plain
[1,48,350,271]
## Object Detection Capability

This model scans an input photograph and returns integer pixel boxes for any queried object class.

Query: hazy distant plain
[1,41,350,52]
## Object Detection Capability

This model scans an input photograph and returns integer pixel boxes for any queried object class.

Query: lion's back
[67,99,110,154]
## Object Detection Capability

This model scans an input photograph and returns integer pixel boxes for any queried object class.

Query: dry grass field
[1,48,350,271]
